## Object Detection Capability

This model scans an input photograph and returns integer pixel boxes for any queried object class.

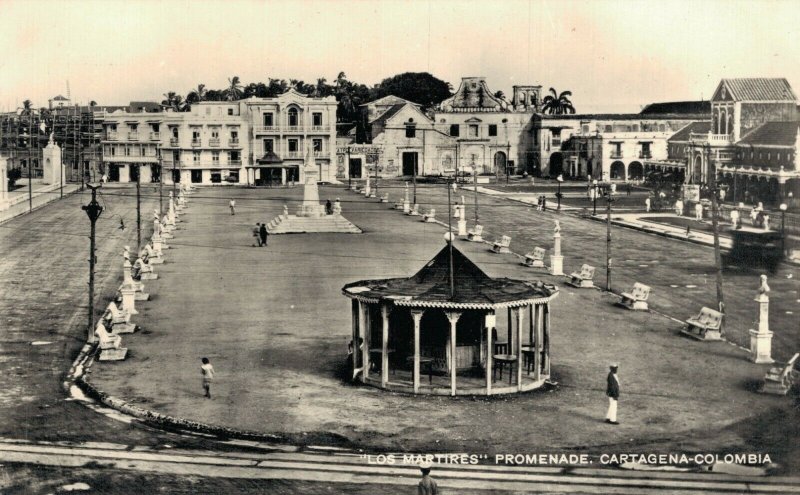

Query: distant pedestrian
[417,461,439,495]
[201,357,215,398]
[537,196,543,211]
[695,202,703,221]
[644,197,651,213]
[326,199,333,215]
[229,199,236,215]
[730,209,740,229]
[626,183,631,196]
[605,362,620,425]
[686,225,691,237]
[675,199,684,216]
[253,223,262,246]
[541,196,547,212]
[260,223,268,247]
[750,207,758,226]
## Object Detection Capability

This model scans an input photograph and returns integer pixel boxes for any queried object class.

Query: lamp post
[592,179,599,215]
[412,152,417,205]
[82,183,103,342]
[605,183,616,291]
[446,178,455,299]
[471,158,479,225]
[706,143,726,320]
[780,202,788,255]
[556,174,564,211]
[135,163,141,250]
[157,144,163,215]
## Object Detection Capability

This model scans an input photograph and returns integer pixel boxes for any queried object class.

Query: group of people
[253,223,269,247]
[536,195,548,211]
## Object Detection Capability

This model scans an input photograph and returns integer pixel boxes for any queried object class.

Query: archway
[494,151,507,174]
[548,153,563,177]
[692,155,702,184]
[610,161,625,180]
[628,161,643,180]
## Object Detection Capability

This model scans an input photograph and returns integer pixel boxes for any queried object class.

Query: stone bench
[467,224,483,242]
[133,258,158,281]
[523,247,546,267]
[682,306,724,341]
[103,302,136,334]
[380,193,389,203]
[568,264,596,288]
[619,282,651,311]
[491,235,512,254]
[760,353,799,395]
[407,204,420,216]
[393,199,404,210]
[422,208,436,223]
[95,321,127,361]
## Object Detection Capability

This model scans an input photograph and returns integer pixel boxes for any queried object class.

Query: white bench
[760,353,799,395]
[133,258,158,281]
[95,322,127,361]
[568,264,596,288]
[467,224,484,242]
[682,307,724,341]
[393,199,404,210]
[422,208,436,223]
[380,193,389,203]
[523,247,546,267]
[619,282,651,310]
[491,235,512,254]
[407,204,420,216]
[103,302,136,334]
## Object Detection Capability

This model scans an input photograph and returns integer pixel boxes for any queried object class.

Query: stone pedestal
[403,200,410,214]
[550,233,564,275]
[152,235,164,256]
[42,137,63,186]
[749,293,774,363]
[120,285,138,315]
[363,177,371,197]
[457,219,467,236]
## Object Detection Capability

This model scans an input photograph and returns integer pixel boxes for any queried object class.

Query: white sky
[1,0,799,113]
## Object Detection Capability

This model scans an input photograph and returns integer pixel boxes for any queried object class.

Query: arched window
[288,108,298,127]
[720,109,727,135]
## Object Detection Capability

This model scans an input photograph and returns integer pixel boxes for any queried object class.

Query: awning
[256,151,283,164]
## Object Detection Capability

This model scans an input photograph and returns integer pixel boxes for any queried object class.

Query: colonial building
[100,89,337,185]
[645,78,800,206]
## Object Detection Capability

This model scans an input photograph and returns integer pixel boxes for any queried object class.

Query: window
[110,146,115,156]
[405,125,416,138]
[125,146,131,156]
[263,139,274,153]
[312,139,322,152]
[211,129,219,139]
[581,125,589,134]
[263,113,274,126]
[193,151,200,163]
[288,139,298,152]
[312,112,322,126]
[469,125,479,137]
[229,151,241,163]
[172,150,180,162]
[604,125,612,133]
[489,124,497,136]
[192,129,200,140]
[129,124,138,131]
[151,123,160,132]
[449,124,460,137]
[230,130,238,140]
[227,108,234,116]
[288,108,298,127]
[171,127,179,138]
[212,151,220,164]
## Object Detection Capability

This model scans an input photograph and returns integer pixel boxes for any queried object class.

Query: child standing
[201,357,215,398]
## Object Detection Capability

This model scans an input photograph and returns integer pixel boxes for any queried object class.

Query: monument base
[268,214,362,234]
[550,255,564,276]
[749,329,774,364]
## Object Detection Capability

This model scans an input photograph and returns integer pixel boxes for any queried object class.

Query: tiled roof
[640,101,710,115]
[360,95,418,107]
[737,121,800,146]
[370,103,407,126]
[668,121,711,142]
[51,95,69,101]
[342,245,557,307]
[721,78,796,101]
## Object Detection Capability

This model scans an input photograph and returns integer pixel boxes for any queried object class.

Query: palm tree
[20,99,33,116]
[226,76,243,101]
[187,84,206,104]
[541,88,575,115]
[161,92,186,112]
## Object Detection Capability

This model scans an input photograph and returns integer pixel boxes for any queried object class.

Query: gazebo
[342,244,559,396]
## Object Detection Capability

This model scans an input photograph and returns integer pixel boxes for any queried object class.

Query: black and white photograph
[1,0,799,493]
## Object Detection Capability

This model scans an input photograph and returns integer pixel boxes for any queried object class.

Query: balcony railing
[209,138,220,147]
[285,151,302,158]
[128,132,139,141]
[310,125,325,132]
[285,125,301,133]
[313,150,328,158]
[690,132,733,143]
[169,137,179,146]
[610,152,623,159]
[254,126,278,133]
[551,138,562,147]
[191,139,201,147]
[149,132,160,141]
[106,132,118,141]
[229,160,242,166]
[229,138,240,146]
[639,151,652,159]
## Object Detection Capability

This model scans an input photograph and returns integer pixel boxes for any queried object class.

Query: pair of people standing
[253,223,269,247]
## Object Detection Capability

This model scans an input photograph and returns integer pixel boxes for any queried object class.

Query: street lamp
[556,174,564,211]
[705,143,726,320]
[780,203,788,255]
[604,183,616,291]
[82,183,103,342]
[471,158,479,225]
[592,179,599,216]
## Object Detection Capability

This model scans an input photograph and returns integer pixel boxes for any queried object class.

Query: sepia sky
[1,0,799,113]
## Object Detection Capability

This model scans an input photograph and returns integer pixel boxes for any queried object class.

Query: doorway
[402,152,418,176]
[108,164,120,182]
[349,158,362,179]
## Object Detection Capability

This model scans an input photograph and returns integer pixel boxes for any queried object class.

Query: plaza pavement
[88,185,799,469]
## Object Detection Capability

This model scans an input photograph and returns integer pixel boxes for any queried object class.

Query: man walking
[644,197,651,213]
[201,357,215,399]
[695,202,703,221]
[259,222,268,247]
[605,363,620,425]
[417,461,439,495]
[253,223,262,246]
[229,199,236,215]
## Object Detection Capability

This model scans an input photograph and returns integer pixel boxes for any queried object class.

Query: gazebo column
[411,309,425,393]
[485,312,496,395]
[445,310,462,396]
[352,300,361,379]
[516,307,525,390]
[534,304,542,382]
[381,304,391,388]
[506,307,513,351]
[360,301,370,381]
[544,303,551,376]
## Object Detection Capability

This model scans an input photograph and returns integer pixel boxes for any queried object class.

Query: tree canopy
[373,72,452,110]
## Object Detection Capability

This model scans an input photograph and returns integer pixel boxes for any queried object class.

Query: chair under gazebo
[342,244,559,396]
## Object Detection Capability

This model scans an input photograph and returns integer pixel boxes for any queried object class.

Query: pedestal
[457,219,467,236]
[403,200,410,214]
[749,329,774,364]
[120,285,138,315]
[550,255,564,276]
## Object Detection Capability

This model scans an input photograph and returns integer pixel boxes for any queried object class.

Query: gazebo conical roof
[343,245,558,309]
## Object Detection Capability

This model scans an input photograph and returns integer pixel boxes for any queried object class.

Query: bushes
[7,167,21,190]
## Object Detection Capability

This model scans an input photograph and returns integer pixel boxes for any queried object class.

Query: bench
[491,235,512,254]
[393,198,404,210]
[467,224,483,242]
[619,282,651,310]
[407,204,420,216]
[380,193,389,203]
[95,321,127,361]
[103,302,136,334]
[142,244,163,264]
[523,247,546,268]
[133,258,158,281]
[422,208,436,222]
[760,353,799,395]
[682,306,724,341]
[568,264,596,288]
